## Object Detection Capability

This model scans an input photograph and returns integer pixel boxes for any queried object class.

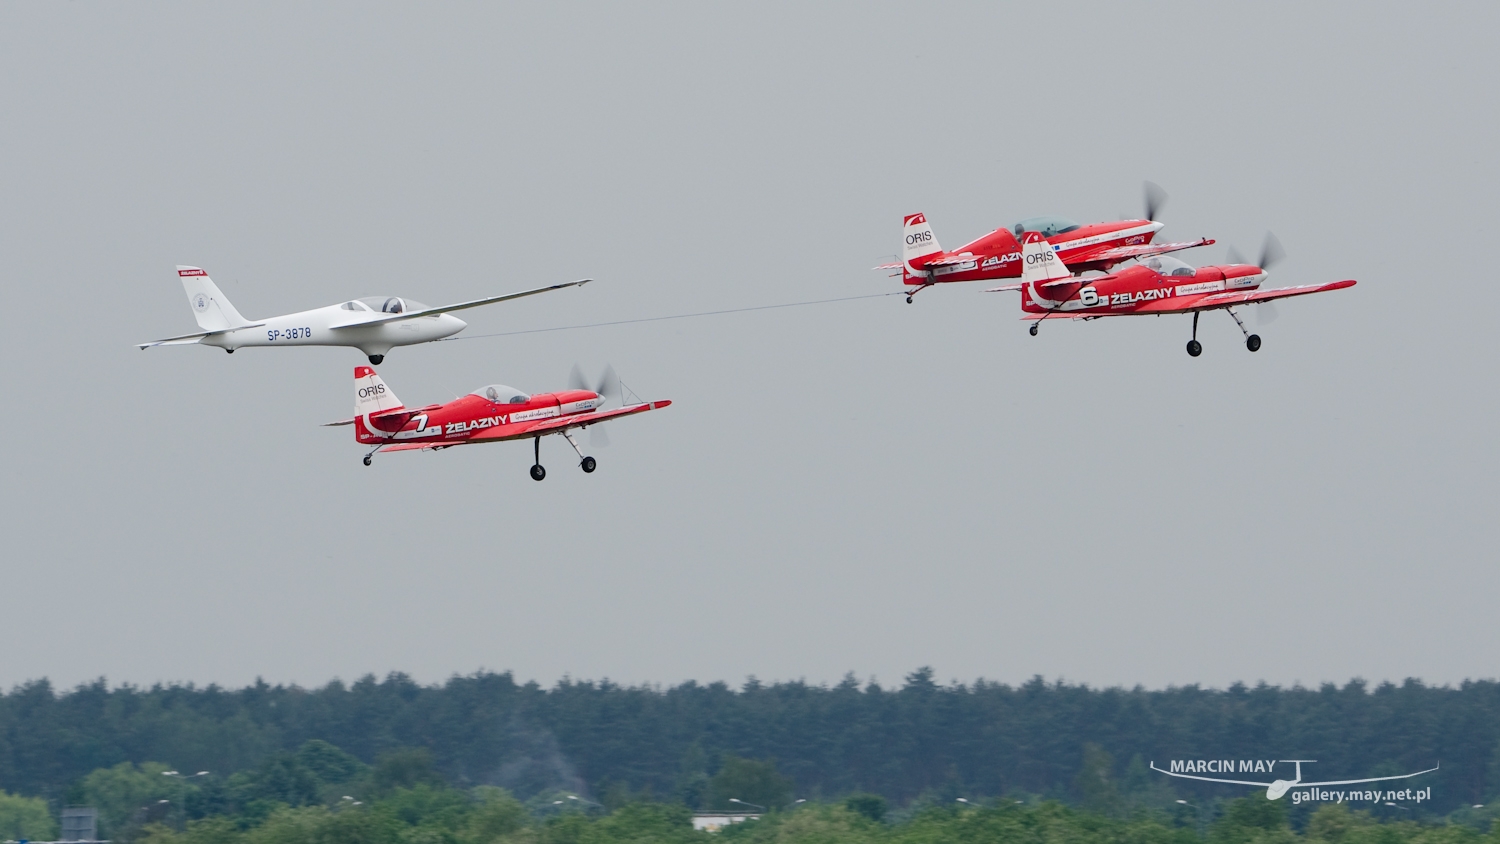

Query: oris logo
[1025,251,1056,264]
[905,231,933,246]
[358,384,387,399]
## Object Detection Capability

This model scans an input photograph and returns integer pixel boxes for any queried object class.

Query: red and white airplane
[987,232,1356,356]
[878,190,1217,302]
[328,366,671,477]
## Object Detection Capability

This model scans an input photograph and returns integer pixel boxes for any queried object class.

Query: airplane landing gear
[368,354,384,365]
[1186,312,1202,357]
[1029,323,1039,336]
[1225,308,1259,352]
[905,280,934,304]
[225,349,234,354]
[363,454,372,466]
[562,430,595,474]
[530,436,546,481]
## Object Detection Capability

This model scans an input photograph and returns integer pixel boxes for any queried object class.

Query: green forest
[1,669,1497,842]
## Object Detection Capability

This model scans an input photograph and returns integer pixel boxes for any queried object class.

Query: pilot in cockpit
[1141,255,1197,277]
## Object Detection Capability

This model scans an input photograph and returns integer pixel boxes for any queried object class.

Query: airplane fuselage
[199,304,467,358]
[1022,264,1268,316]
[908,219,1164,287]
[356,389,605,446]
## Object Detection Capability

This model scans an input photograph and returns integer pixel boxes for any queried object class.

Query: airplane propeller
[1226,233,1287,327]
[570,364,622,447]
[1143,181,1168,222]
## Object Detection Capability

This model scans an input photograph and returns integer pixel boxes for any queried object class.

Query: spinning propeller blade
[595,365,622,406]
[1143,181,1168,222]
[1226,245,1247,265]
[1257,301,1280,327]
[1259,232,1286,271]
[568,364,589,392]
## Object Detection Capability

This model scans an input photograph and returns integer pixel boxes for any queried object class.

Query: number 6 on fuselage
[138,266,591,364]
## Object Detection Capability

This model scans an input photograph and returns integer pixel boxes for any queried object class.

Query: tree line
[1,669,1496,819]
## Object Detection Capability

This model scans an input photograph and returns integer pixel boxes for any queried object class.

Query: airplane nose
[595,391,607,408]
[1148,220,1165,233]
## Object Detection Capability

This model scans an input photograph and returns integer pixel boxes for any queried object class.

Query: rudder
[902,213,943,280]
[178,266,252,332]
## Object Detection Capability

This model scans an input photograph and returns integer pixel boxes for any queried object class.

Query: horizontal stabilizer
[137,322,265,349]
[984,283,1024,293]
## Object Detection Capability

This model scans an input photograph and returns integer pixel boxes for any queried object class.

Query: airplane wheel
[363,454,372,466]
[1029,324,1039,336]
[368,354,384,365]
[1186,340,1202,357]
[906,296,913,304]
[225,349,234,354]
[530,464,546,481]
[581,456,597,473]
[1247,334,1262,352]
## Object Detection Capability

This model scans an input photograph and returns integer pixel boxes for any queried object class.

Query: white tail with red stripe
[176,266,252,332]
[902,213,943,280]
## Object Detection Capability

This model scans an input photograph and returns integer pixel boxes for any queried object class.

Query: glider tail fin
[902,213,943,281]
[177,266,253,332]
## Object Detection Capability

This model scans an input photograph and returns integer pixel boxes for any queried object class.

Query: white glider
[139,266,590,363]
[1150,760,1438,800]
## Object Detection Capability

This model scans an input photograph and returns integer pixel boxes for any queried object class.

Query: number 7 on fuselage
[327,367,671,479]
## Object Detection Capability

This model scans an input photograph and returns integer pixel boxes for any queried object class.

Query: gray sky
[2,1,1496,693]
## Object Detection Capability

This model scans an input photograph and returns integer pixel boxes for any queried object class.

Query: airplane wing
[873,261,902,270]
[1075,238,1215,264]
[137,323,266,349]
[1095,279,1357,317]
[376,401,672,453]
[1193,279,1356,307]
[466,401,672,443]
[330,279,591,328]
[985,283,1024,292]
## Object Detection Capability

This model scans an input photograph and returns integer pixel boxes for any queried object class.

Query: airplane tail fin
[354,366,405,417]
[902,213,943,279]
[177,266,252,332]
[1019,232,1071,285]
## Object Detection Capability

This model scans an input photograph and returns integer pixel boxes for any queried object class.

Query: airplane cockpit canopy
[474,385,531,404]
[1141,255,1196,276]
[1013,216,1081,237]
[357,297,430,314]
